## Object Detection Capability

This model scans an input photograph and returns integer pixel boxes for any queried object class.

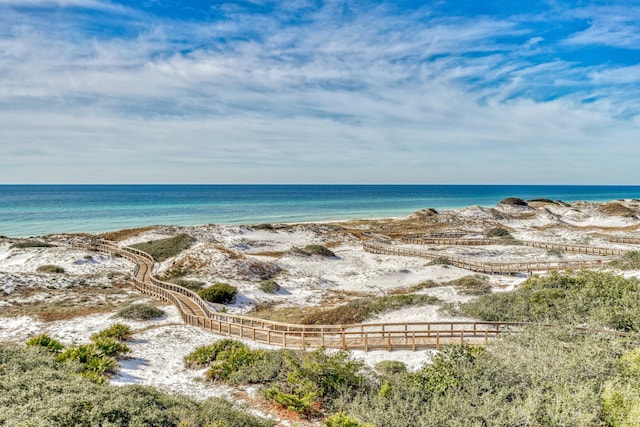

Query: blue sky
[1,0,639,184]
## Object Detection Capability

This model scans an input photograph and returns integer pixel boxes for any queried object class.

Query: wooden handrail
[73,238,627,351]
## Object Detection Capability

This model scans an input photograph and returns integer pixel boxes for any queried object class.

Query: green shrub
[198,283,238,304]
[118,304,165,320]
[486,227,511,238]
[456,271,640,331]
[91,337,130,358]
[323,412,374,427]
[292,245,336,257]
[374,360,407,376]
[36,264,65,274]
[184,339,249,369]
[610,251,640,270]
[91,324,133,341]
[428,256,451,266]
[171,278,206,291]
[130,233,196,261]
[264,386,317,415]
[446,275,492,295]
[10,240,53,249]
[259,279,281,293]
[25,334,64,353]
[0,344,275,426]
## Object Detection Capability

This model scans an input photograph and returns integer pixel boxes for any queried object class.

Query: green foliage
[610,251,640,270]
[322,412,374,427]
[259,279,281,293]
[0,345,275,426]
[118,304,165,320]
[10,240,53,249]
[91,324,133,341]
[25,334,64,353]
[198,283,238,304]
[264,386,317,415]
[457,271,640,331]
[130,234,196,261]
[446,275,492,295]
[184,339,249,369]
[601,347,640,426]
[339,328,633,427]
[36,264,65,274]
[292,245,336,257]
[486,227,512,238]
[428,256,451,266]
[302,294,440,325]
[374,360,407,376]
[171,279,206,291]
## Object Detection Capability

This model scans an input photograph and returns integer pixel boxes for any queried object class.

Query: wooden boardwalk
[77,240,533,351]
[76,236,630,351]
[364,241,609,274]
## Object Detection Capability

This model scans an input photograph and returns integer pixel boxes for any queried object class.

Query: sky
[1,0,639,184]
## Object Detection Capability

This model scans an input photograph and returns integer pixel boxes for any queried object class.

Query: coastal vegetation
[0,344,275,426]
[455,271,640,331]
[198,283,238,304]
[259,279,281,293]
[118,304,165,320]
[36,264,65,274]
[291,244,336,257]
[171,278,206,291]
[130,234,196,261]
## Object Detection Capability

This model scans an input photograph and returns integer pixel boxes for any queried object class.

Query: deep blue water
[1,185,640,237]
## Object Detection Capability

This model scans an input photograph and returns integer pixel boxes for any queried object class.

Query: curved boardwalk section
[77,239,525,351]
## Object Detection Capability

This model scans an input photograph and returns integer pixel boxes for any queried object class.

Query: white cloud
[0,2,639,183]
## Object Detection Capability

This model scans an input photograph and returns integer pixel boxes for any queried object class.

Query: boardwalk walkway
[76,235,631,351]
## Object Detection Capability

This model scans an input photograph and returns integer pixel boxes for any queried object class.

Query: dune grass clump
[36,264,65,274]
[301,294,440,325]
[171,278,206,291]
[90,323,132,341]
[428,256,451,266]
[259,279,281,294]
[610,251,640,270]
[446,275,492,295]
[26,334,64,353]
[130,233,196,261]
[486,227,512,238]
[10,240,53,249]
[198,283,238,304]
[291,245,336,257]
[117,304,165,320]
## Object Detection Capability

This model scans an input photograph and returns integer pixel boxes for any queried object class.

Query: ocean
[1,185,640,237]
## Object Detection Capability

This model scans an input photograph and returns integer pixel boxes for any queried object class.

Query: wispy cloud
[0,1,639,184]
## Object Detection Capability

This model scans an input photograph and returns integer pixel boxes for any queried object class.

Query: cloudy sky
[1,0,639,184]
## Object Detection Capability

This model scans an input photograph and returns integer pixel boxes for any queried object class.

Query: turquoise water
[1,185,640,237]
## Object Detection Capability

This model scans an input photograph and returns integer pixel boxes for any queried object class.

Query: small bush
[447,275,492,295]
[323,412,373,427]
[172,278,206,291]
[547,248,564,258]
[184,339,249,369]
[91,337,130,358]
[486,227,511,238]
[118,304,165,320]
[36,264,65,274]
[428,256,451,266]
[130,233,196,261]
[10,240,53,249]
[90,324,133,341]
[374,360,407,376]
[291,245,336,257]
[610,251,640,270]
[198,283,238,304]
[259,279,281,294]
[26,334,64,353]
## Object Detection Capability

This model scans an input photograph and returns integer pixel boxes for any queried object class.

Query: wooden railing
[401,235,628,256]
[74,238,627,351]
[603,236,640,245]
[74,239,537,350]
[363,241,608,274]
